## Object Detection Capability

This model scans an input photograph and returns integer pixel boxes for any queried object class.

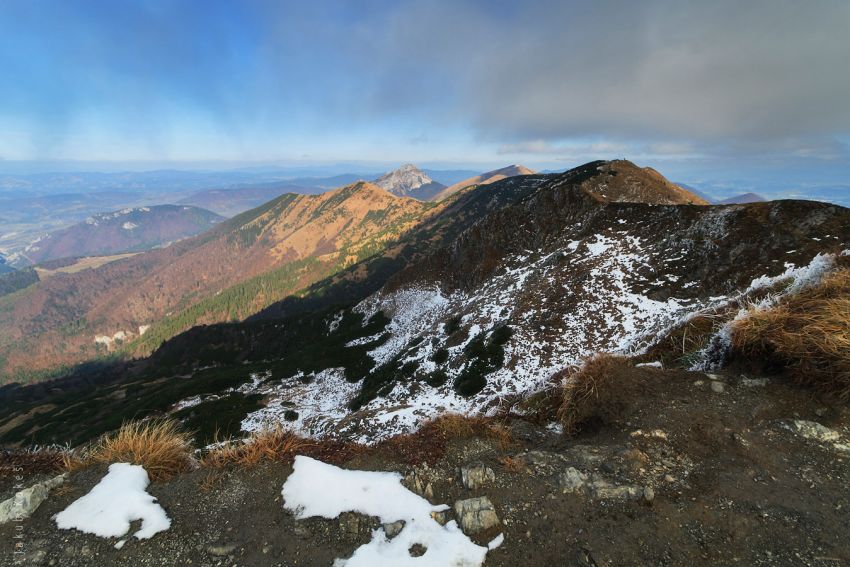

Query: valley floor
[2,367,849,566]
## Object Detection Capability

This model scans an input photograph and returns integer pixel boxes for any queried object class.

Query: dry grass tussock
[68,419,194,482]
[558,353,638,436]
[1,447,69,478]
[732,267,850,401]
[201,428,309,468]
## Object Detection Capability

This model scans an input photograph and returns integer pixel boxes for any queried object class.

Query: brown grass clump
[558,353,640,436]
[74,419,195,482]
[201,428,309,468]
[732,267,850,401]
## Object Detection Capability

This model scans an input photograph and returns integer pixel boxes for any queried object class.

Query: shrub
[74,419,195,481]
[558,353,638,436]
[732,267,850,401]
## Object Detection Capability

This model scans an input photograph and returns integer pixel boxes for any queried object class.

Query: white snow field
[282,455,497,566]
[54,463,170,542]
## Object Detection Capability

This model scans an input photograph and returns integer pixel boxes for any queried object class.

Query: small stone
[664,475,676,483]
[710,381,725,393]
[454,496,500,534]
[430,509,452,525]
[740,377,768,387]
[207,544,236,557]
[459,463,496,490]
[383,520,405,538]
[643,487,655,503]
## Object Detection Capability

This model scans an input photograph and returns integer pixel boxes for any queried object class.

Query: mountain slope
[18,205,224,266]
[0,183,437,379]
[430,164,535,202]
[373,164,446,200]
[3,160,847,448]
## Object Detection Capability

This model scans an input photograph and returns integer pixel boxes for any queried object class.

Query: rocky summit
[373,163,447,200]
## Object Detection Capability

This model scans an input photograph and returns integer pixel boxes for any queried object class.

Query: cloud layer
[0,0,848,164]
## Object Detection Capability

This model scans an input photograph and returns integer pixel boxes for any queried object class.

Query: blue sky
[1,0,849,190]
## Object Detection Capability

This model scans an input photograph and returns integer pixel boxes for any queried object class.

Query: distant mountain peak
[431,164,537,201]
[373,164,446,200]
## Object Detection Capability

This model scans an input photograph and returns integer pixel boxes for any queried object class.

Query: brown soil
[2,367,848,566]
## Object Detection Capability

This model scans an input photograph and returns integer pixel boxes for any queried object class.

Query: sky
[1,0,849,191]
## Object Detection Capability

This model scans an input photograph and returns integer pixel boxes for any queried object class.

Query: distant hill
[373,164,447,200]
[18,205,224,266]
[178,183,325,217]
[431,164,536,201]
[718,193,767,204]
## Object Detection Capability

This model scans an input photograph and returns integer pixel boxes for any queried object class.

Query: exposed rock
[430,509,452,526]
[454,496,500,534]
[403,471,435,500]
[383,520,405,538]
[786,420,840,443]
[0,474,65,525]
[459,463,495,490]
[740,377,768,387]
[710,381,725,393]
[589,479,654,503]
[207,544,236,557]
[559,467,589,493]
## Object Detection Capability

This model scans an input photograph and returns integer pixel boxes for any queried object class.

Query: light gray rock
[710,381,725,393]
[454,496,500,534]
[589,479,654,503]
[383,520,405,538]
[559,467,588,493]
[0,474,65,525]
[207,544,236,557]
[459,463,495,490]
[786,420,840,443]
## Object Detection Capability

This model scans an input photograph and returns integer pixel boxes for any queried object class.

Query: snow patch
[282,456,488,566]
[54,463,170,540]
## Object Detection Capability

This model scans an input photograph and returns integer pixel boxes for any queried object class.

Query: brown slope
[577,160,708,205]
[430,164,535,202]
[0,182,435,379]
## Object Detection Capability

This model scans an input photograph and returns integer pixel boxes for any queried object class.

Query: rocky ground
[2,367,849,566]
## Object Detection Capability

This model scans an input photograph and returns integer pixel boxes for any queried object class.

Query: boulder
[454,496,500,534]
[0,474,65,525]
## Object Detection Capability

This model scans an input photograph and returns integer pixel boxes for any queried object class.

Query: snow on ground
[179,228,843,445]
[241,368,359,437]
[54,463,170,542]
[282,456,490,567]
[692,251,844,370]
